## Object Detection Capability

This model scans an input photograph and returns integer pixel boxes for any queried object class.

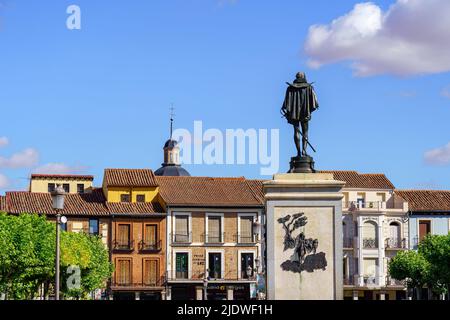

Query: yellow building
[29,174,94,194]
[102,168,160,204]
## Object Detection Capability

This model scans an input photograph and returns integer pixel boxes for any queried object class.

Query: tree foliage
[389,233,450,298]
[0,213,112,300]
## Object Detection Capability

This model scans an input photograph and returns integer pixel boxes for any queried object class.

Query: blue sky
[0,0,449,193]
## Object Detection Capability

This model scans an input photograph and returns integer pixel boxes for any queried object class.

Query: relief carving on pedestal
[278,213,327,273]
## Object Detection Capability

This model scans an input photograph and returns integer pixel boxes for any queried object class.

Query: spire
[169,104,175,140]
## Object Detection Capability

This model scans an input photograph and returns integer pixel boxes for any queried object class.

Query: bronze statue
[281,72,319,173]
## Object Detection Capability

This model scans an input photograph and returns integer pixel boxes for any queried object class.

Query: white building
[324,171,409,300]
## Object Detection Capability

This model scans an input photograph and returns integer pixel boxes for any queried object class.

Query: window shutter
[240,216,253,242]
[208,216,221,241]
[145,225,157,245]
[175,216,189,235]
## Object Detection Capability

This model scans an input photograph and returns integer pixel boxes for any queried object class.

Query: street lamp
[203,277,208,301]
[51,184,66,300]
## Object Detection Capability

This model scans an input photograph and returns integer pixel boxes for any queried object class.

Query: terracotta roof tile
[103,169,158,187]
[31,174,94,180]
[395,190,450,212]
[246,180,265,204]
[0,195,6,212]
[6,189,109,216]
[155,176,263,207]
[320,171,395,189]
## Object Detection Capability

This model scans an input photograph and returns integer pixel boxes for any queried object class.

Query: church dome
[154,165,190,176]
[164,139,178,149]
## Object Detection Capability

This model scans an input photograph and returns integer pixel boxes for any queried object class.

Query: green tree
[61,232,113,299]
[389,234,450,300]
[0,213,55,299]
[418,234,450,297]
[0,213,113,300]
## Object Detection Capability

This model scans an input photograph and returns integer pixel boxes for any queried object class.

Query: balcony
[111,276,166,290]
[343,199,407,212]
[171,232,192,245]
[362,276,377,286]
[343,237,354,248]
[385,238,407,249]
[234,233,257,244]
[203,232,225,244]
[386,276,406,287]
[167,271,206,282]
[113,240,134,252]
[138,240,162,252]
[343,277,354,286]
[362,238,378,249]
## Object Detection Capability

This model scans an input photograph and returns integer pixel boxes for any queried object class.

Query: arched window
[362,221,378,249]
[388,222,401,248]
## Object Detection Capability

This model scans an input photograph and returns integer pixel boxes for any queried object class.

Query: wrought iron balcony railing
[385,238,407,249]
[362,238,378,249]
[138,240,162,252]
[113,240,135,251]
[362,276,377,286]
[386,276,406,287]
[234,233,257,244]
[343,277,354,285]
[171,232,192,244]
[111,276,166,288]
[203,232,225,244]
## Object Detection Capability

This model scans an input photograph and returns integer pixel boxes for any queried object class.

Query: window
[419,220,431,242]
[175,253,189,279]
[143,259,158,286]
[363,258,378,284]
[208,252,222,279]
[77,184,84,194]
[362,221,378,248]
[388,222,401,248]
[239,216,254,243]
[357,193,365,208]
[48,183,56,193]
[63,184,70,193]
[120,194,131,203]
[89,219,99,235]
[207,216,222,243]
[117,224,131,249]
[241,252,254,279]
[136,194,146,203]
[376,192,386,203]
[174,215,190,243]
[143,224,158,250]
[117,259,131,285]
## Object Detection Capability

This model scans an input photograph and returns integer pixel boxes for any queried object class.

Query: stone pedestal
[264,173,345,300]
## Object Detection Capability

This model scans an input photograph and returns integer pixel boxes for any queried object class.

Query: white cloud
[424,142,450,166]
[441,86,450,99]
[33,163,87,175]
[0,137,8,147]
[0,173,9,188]
[0,148,39,169]
[305,0,450,77]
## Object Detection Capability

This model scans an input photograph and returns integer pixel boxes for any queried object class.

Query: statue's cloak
[281,82,319,125]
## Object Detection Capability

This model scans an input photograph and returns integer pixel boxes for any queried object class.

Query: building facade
[324,171,410,300]
[29,174,94,194]
[156,176,265,300]
[1,168,450,301]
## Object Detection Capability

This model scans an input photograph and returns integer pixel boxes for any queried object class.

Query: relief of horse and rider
[277,212,327,273]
